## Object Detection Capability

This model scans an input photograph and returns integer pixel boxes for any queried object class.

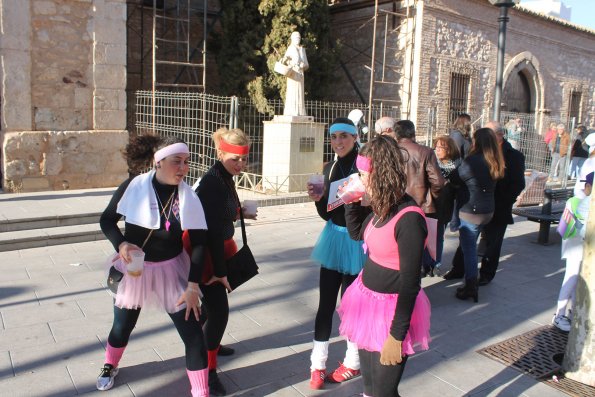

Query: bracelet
[187,286,199,293]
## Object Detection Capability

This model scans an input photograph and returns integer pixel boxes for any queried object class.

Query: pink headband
[356,155,372,172]
[154,142,190,163]
[219,139,250,155]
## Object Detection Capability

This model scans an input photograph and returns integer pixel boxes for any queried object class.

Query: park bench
[512,188,573,245]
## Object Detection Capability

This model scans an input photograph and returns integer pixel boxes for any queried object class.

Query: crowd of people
[96,113,592,396]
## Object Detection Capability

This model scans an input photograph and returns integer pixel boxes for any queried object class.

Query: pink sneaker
[329,363,361,383]
[309,369,326,389]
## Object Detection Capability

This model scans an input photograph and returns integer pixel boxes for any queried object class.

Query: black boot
[443,268,464,280]
[209,370,227,396]
[455,278,478,303]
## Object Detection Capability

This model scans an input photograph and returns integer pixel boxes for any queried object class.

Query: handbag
[225,205,259,291]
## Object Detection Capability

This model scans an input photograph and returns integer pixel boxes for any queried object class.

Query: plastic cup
[338,174,366,204]
[127,250,145,277]
[308,174,325,195]
[243,200,258,217]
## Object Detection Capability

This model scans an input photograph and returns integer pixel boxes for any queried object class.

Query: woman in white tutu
[97,135,210,397]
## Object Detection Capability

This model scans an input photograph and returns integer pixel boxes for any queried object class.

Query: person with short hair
[569,126,589,180]
[549,124,571,181]
[97,135,210,396]
[433,135,462,273]
[374,116,397,138]
[394,119,445,277]
[477,121,525,285]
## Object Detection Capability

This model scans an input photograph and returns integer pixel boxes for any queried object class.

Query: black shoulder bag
[225,202,259,291]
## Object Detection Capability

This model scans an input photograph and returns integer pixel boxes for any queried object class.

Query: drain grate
[544,374,595,397]
[478,325,567,379]
[478,325,595,396]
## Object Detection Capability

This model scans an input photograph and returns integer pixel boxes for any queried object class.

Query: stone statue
[279,31,309,116]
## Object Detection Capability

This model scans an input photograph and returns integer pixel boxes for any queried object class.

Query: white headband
[154,142,190,163]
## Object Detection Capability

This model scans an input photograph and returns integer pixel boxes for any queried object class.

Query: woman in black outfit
[449,128,505,302]
[194,127,253,396]
[97,136,209,397]
[306,118,367,389]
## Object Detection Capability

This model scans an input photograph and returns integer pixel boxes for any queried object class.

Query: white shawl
[117,170,207,230]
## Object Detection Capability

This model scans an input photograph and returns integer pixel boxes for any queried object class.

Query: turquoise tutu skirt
[311,220,367,275]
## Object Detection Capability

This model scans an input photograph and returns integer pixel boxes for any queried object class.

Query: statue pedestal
[262,118,325,193]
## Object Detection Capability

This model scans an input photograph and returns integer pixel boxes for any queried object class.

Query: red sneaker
[309,369,326,389]
[329,363,361,383]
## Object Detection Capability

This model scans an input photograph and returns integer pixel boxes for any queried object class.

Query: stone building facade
[329,0,595,135]
[0,0,128,192]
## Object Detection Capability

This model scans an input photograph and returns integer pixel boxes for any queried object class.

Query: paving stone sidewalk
[0,193,570,396]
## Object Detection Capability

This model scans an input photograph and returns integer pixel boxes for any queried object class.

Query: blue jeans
[458,218,483,279]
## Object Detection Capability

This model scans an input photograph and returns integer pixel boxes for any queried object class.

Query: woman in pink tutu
[97,135,210,397]
[339,135,431,397]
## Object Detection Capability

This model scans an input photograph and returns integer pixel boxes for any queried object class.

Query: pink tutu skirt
[106,251,191,313]
[338,273,431,355]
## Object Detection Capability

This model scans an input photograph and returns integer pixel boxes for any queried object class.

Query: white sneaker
[552,314,571,332]
[96,364,119,391]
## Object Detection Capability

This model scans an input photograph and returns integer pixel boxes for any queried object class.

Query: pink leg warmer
[186,368,209,397]
[104,343,126,367]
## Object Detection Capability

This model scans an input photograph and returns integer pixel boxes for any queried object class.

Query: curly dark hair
[359,135,408,220]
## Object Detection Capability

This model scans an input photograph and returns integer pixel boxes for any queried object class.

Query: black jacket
[452,153,496,216]
[493,140,526,225]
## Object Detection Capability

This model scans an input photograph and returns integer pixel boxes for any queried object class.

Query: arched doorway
[502,69,533,113]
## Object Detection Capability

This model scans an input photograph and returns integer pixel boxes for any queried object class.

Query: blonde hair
[213,128,250,151]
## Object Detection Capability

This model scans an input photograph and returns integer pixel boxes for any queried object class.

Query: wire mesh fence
[135,90,398,205]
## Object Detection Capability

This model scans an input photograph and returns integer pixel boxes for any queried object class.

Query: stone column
[93,0,127,130]
[1,0,129,192]
[0,0,33,132]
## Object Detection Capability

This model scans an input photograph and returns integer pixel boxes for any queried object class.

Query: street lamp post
[489,0,520,122]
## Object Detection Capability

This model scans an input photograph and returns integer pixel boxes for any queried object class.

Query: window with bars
[448,73,470,125]
[569,91,582,124]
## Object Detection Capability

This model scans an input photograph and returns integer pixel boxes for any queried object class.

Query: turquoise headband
[329,123,357,135]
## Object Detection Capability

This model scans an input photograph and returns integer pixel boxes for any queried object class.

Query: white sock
[310,340,329,370]
[343,340,360,370]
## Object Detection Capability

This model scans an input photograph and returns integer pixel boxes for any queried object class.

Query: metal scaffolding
[366,0,417,128]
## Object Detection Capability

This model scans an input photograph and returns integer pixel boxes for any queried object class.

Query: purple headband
[356,155,372,172]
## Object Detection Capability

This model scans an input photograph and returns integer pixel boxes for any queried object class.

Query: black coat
[493,140,526,225]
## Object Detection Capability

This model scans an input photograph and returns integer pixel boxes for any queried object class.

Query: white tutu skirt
[106,251,191,313]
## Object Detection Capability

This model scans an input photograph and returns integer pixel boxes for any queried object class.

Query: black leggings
[200,282,229,350]
[107,305,207,370]
[359,349,408,397]
[314,267,357,341]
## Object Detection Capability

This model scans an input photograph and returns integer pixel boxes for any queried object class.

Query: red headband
[219,139,249,155]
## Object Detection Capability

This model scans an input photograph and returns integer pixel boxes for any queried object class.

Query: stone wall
[1,0,128,192]
[328,0,595,136]
[419,0,595,135]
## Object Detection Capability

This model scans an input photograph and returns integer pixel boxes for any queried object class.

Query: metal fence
[135,90,397,205]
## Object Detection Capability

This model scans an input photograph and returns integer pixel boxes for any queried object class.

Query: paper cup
[338,174,366,204]
[127,250,145,277]
[243,200,258,217]
[308,174,325,195]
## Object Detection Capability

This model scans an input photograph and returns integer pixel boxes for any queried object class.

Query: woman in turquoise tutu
[339,135,431,397]
[305,118,367,389]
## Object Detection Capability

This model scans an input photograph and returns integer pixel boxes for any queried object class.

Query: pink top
[363,206,427,271]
